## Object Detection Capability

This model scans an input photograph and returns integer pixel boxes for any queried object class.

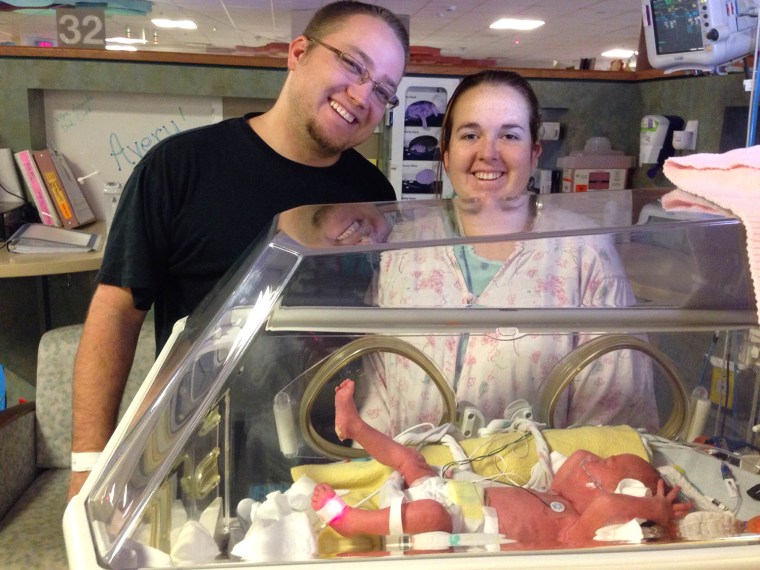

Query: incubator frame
[64,191,760,569]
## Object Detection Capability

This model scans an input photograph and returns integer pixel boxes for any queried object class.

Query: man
[68,1,409,499]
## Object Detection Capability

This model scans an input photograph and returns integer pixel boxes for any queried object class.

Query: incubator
[64,189,760,568]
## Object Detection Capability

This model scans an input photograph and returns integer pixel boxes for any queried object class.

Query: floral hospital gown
[358,206,659,436]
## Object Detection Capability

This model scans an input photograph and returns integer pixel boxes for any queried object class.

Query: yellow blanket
[291,425,647,509]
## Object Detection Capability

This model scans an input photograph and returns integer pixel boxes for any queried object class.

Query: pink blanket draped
[661,146,760,321]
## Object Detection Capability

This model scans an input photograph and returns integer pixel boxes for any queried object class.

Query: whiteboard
[44,90,222,220]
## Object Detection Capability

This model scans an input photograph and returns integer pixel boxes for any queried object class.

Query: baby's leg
[335,380,435,485]
[312,482,452,537]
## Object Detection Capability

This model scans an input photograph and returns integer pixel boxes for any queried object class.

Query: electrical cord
[537,334,690,440]
[299,336,457,460]
[0,180,27,202]
[698,332,720,392]
[440,431,533,479]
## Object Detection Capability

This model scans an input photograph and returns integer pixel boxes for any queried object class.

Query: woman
[359,70,658,435]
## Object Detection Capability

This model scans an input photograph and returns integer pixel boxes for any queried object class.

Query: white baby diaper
[677,511,741,540]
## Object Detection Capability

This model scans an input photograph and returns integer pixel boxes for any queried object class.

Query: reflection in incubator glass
[64,190,760,569]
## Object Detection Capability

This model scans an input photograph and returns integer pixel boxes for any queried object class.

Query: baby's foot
[312,483,359,536]
[334,379,361,441]
[312,482,339,513]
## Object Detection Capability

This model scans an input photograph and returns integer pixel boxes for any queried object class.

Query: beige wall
[0,55,750,386]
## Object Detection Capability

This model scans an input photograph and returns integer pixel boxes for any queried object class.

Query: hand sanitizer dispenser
[640,115,669,164]
[640,114,685,178]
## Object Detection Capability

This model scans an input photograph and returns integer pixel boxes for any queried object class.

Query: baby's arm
[566,481,689,542]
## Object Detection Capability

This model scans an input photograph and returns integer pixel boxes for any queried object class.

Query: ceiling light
[106,37,148,45]
[490,18,545,31]
[106,44,138,52]
[151,19,197,30]
[601,49,636,58]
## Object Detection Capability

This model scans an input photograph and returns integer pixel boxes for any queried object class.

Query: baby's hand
[651,480,692,536]
[652,479,680,525]
[669,485,693,519]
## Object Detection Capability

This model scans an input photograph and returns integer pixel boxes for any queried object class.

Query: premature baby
[311,379,691,547]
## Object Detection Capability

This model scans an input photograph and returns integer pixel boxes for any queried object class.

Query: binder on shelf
[6,222,102,254]
[48,148,95,226]
[32,149,86,228]
[32,149,77,228]
[13,150,62,227]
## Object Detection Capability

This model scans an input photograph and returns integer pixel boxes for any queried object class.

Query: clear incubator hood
[65,189,760,569]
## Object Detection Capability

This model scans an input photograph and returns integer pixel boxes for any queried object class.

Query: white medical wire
[462,435,519,484]
[393,422,440,449]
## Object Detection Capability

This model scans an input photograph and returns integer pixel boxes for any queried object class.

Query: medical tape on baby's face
[614,478,652,497]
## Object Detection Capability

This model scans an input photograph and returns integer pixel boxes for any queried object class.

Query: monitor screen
[642,0,755,70]
[650,0,704,55]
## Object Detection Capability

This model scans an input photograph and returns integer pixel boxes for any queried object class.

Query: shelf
[0,45,679,82]
[0,220,106,278]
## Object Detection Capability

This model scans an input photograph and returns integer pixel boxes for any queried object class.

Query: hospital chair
[0,318,155,570]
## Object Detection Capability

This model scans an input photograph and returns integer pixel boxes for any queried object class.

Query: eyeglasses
[304,35,400,110]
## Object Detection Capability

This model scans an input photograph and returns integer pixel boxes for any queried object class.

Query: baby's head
[552,450,661,499]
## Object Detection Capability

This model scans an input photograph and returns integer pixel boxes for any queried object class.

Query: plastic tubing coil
[537,334,690,440]
[299,336,457,460]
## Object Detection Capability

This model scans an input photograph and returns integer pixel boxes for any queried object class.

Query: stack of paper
[6,223,102,254]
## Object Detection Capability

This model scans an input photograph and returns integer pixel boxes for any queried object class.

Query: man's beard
[306,119,348,157]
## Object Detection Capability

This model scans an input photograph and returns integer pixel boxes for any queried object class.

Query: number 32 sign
[56,8,106,48]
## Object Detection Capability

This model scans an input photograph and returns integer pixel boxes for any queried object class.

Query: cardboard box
[557,149,635,193]
[561,168,628,193]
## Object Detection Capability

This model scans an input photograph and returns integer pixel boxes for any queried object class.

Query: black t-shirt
[98,114,396,349]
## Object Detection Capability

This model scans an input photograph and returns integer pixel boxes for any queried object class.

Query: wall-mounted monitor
[641,0,756,72]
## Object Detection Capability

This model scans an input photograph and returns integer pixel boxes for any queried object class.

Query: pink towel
[659,188,733,215]
[661,145,760,321]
